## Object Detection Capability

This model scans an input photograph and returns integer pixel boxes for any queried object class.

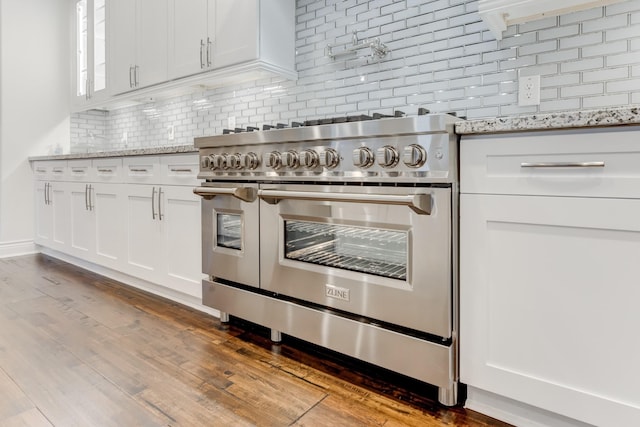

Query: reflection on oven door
[259,184,452,338]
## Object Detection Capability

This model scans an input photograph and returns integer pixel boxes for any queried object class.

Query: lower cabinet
[124,184,202,298]
[460,129,640,427]
[33,154,203,304]
[460,193,640,427]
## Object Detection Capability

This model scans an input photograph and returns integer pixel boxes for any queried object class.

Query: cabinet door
[93,183,125,269]
[136,0,168,89]
[460,194,640,426]
[123,185,163,282]
[68,183,94,259]
[109,0,136,94]
[159,186,203,298]
[49,182,71,252]
[168,0,209,79]
[34,181,53,246]
[213,0,258,68]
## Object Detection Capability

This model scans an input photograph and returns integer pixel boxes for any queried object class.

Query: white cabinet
[109,0,168,94]
[123,184,202,298]
[168,0,296,83]
[460,128,640,427]
[34,161,70,252]
[72,0,109,110]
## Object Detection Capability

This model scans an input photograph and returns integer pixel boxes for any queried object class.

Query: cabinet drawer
[33,160,68,181]
[123,156,161,183]
[461,127,640,198]
[67,159,92,181]
[160,154,199,186]
[91,158,123,183]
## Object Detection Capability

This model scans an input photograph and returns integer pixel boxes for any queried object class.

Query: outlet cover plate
[518,75,540,106]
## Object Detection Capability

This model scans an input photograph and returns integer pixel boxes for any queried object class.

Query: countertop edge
[455,105,640,135]
[29,145,198,161]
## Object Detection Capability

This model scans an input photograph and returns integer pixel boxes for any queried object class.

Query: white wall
[71,0,640,151]
[0,0,70,254]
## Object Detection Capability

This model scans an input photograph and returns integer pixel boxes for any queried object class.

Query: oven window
[284,220,408,280]
[216,213,242,250]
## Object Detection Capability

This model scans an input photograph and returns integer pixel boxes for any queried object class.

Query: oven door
[258,184,452,338]
[194,183,259,287]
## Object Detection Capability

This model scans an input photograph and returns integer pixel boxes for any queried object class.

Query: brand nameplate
[326,284,350,301]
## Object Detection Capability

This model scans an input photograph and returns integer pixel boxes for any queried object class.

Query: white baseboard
[465,386,594,427]
[39,247,220,319]
[0,240,38,259]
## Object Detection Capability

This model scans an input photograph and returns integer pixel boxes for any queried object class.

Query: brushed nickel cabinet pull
[97,168,113,173]
[170,168,192,172]
[520,161,605,168]
[130,168,149,172]
[85,184,89,211]
[158,187,164,221]
[151,187,157,220]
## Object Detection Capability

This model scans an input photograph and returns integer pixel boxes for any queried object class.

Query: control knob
[200,155,211,169]
[227,153,242,170]
[300,149,320,168]
[319,148,339,169]
[282,150,300,169]
[376,145,399,168]
[265,151,282,169]
[402,144,428,168]
[211,153,227,170]
[352,147,375,168]
[241,152,260,170]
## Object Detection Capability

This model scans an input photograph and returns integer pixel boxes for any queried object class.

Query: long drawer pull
[130,168,150,172]
[52,168,64,173]
[72,168,86,173]
[36,168,46,173]
[193,186,257,203]
[97,168,114,173]
[170,168,193,172]
[258,189,432,215]
[520,161,605,168]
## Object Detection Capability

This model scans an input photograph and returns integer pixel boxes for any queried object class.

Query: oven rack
[286,240,407,280]
[286,221,407,245]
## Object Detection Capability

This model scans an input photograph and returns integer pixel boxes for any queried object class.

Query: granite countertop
[28,144,198,161]
[455,105,640,135]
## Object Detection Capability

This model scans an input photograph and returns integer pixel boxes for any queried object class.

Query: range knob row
[266,149,339,170]
[202,153,262,170]
[353,144,427,169]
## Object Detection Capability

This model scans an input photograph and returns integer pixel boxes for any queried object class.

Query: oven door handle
[193,186,258,203]
[258,189,432,215]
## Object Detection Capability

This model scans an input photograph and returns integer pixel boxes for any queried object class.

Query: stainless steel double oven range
[194,112,460,405]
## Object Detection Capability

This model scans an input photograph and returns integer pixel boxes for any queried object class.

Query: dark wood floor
[0,254,510,426]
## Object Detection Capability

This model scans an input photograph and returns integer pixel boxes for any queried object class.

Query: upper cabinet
[479,0,627,40]
[72,0,108,109]
[110,0,169,95]
[168,0,295,82]
[69,0,296,111]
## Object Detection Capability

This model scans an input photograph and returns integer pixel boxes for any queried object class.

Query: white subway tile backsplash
[71,0,640,151]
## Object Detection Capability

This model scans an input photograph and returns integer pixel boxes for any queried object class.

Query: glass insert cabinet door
[75,0,106,101]
[284,220,408,280]
[216,213,242,250]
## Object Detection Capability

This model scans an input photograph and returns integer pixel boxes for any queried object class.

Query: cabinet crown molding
[478,0,626,40]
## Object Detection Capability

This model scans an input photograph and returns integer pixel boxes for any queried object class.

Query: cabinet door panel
[108,0,136,94]
[460,194,640,426]
[137,0,168,88]
[94,184,124,268]
[213,0,257,68]
[168,0,208,79]
[161,186,202,298]
[125,185,162,279]
[69,183,93,258]
[50,184,70,251]
[34,182,53,245]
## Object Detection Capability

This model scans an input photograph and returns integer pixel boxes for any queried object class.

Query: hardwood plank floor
[0,254,510,426]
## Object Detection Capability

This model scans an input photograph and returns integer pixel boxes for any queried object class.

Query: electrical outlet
[518,75,540,106]
[227,116,236,130]
[167,125,175,141]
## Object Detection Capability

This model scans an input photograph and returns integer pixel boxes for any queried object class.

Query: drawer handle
[71,168,85,173]
[36,168,46,173]
[170,168,193,172]
[52,168,64,173]
[520,161,605,168]
[130,168,149,172]
[97,168,114,173]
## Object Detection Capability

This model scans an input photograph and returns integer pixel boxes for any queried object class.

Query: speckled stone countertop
[455,105,640,135]
[28,144,197,161]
